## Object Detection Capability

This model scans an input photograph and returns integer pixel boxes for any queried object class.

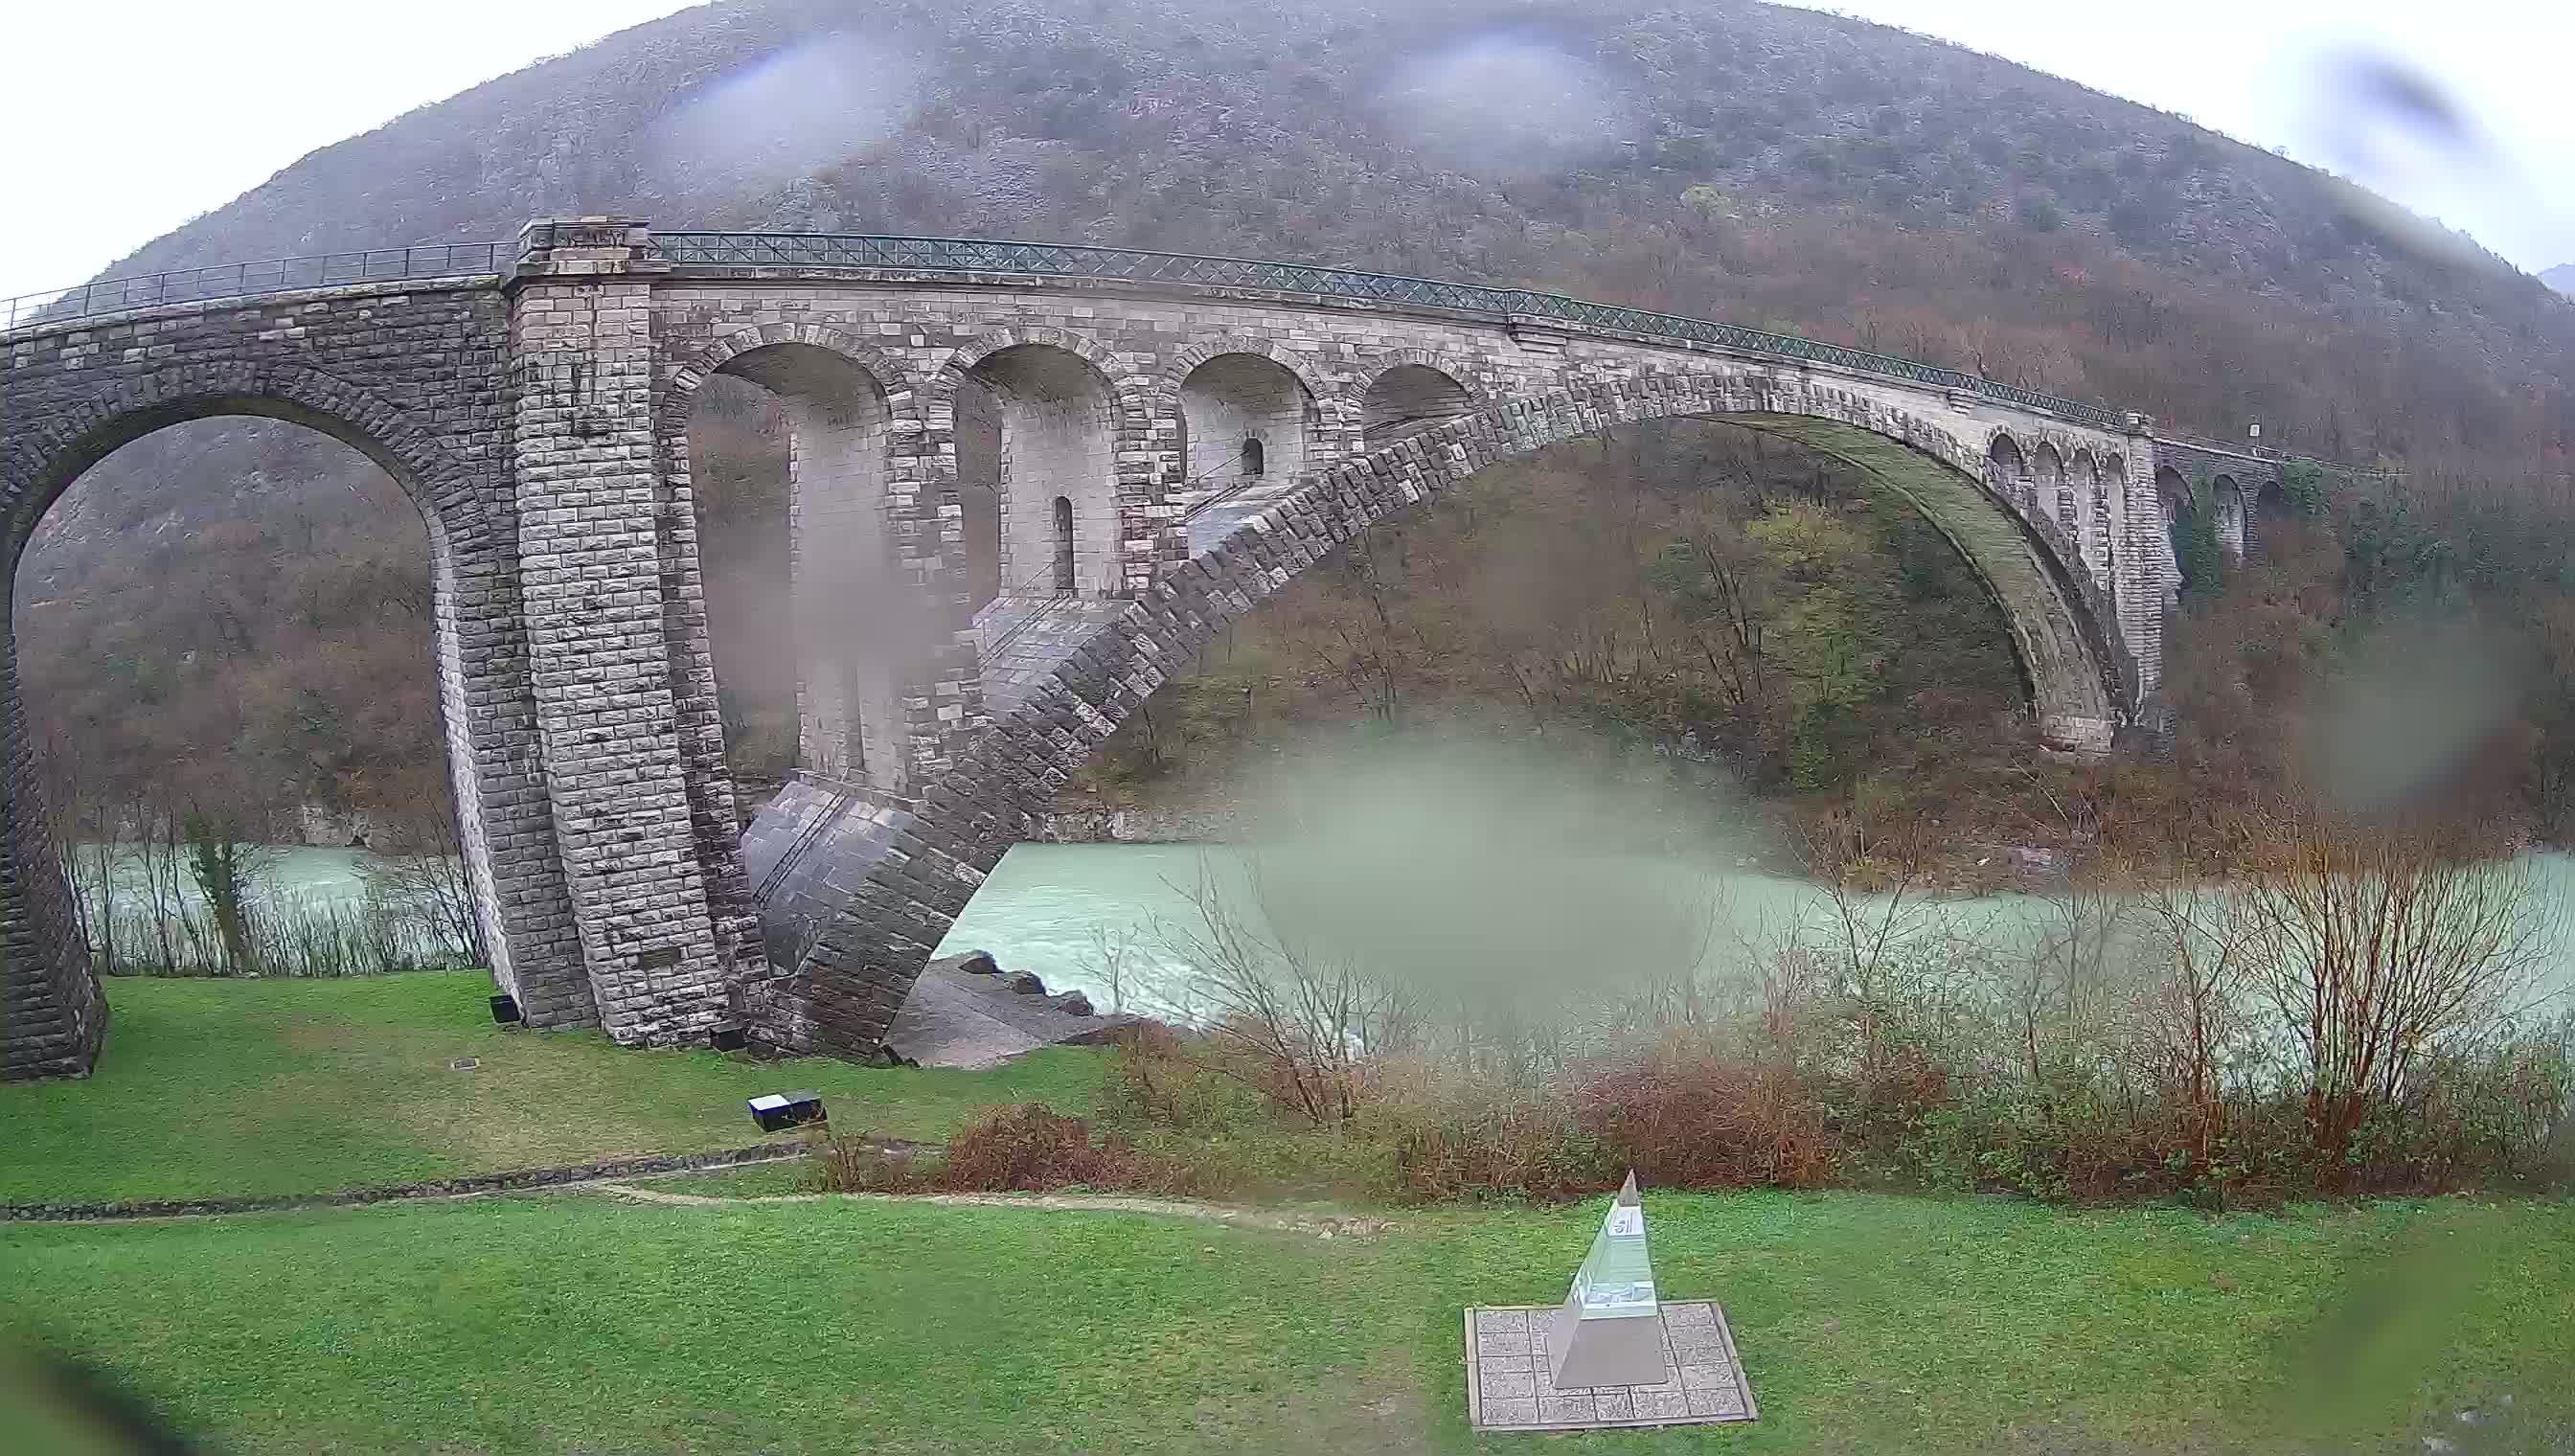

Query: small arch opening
[1177,353,1312,510]
[2156,465,2199,593]
[1361,363,1470,448]
[1986,432,2028,483]
[692,340,901,798]
[2212,474,2246,559]
[968,343,1116,602]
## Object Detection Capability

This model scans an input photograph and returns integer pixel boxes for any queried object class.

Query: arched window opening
[1241,435,1265,478]
[1052,495,1077,595]
[1987,432,2027,482]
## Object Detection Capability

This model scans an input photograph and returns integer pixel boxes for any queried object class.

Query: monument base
[1463,1301,1757,1432]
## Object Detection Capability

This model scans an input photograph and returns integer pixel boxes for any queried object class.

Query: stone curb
[0,1136,921,1224]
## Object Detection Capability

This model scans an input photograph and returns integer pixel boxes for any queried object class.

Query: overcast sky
[2,0,2568,305]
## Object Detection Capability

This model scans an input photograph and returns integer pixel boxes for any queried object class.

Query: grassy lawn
[0,971,1105,1204]
[4,1189,2568,1454]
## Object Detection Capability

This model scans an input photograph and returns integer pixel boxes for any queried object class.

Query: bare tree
[1085,922,1140,1015]
[2241,806,2557,1174]
[361,789,487,967]
[2134,868,2267,1170]
[1156,856,1419,1125]
[1786,804,1971,1115]
[183,808,277,976]
[132,790,189,973]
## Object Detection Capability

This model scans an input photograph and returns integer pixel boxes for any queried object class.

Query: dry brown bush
[1570,1033,1838,1190]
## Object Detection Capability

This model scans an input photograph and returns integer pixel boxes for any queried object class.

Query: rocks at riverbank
[884,950,1144,1069]
[1031,808,1242,844]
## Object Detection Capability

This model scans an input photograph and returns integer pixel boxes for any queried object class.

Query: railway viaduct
[0,217,2289,1076]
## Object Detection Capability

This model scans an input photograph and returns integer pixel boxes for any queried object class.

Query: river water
[936,844,2575,1019]
[113,842,2575,1016]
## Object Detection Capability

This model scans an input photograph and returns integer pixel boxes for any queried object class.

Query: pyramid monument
[1547,1171,1670,1389]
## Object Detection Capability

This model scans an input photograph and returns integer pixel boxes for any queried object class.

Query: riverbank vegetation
[49,825,479,980]
[831,794,2574,1211]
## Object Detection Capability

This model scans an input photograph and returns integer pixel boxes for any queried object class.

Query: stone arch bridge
[0,217,2291,1077]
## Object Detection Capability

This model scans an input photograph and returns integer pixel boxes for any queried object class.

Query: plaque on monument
[1547,1171,1670,1389]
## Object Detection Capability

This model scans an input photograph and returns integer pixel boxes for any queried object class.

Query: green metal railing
[0,242,508,331]
[651,230,2127,428]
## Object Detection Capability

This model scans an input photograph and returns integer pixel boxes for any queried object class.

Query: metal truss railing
[1,242,509,332]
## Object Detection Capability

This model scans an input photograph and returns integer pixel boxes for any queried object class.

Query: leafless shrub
[2239,805,2559,1178]
[2133,867,2268,1173]
[1157,858,1420,1124]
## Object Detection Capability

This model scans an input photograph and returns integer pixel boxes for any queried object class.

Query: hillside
[80,0,2575,458]
[19,0,2575,837]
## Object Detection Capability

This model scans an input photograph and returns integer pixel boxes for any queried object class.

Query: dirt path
[590,1180,1396,1239]
[0,1145,825,1224]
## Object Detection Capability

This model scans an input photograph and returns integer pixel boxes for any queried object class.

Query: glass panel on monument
[1569,1198,1659,1318]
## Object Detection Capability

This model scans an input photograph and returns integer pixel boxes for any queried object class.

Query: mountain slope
[2546,263,2575,297]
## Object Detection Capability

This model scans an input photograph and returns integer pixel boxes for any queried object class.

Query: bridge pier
[508,220,758,1043]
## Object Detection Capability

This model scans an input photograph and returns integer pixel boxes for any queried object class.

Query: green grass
[8,976,2569,1453]
[3,1190,2567,1454]
[0,971,1105,1203]
[638,1158,824,1196]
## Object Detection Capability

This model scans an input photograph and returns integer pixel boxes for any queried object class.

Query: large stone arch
[0,362,571,1076]
[741,369,2131,1058]
[5,362,476,558]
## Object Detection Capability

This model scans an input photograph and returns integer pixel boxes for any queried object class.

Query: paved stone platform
[880,955,1143,1068]
[1463,1302,1757,1432]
